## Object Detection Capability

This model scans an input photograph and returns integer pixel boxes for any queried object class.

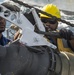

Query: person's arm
[59,28,74,50]
[59,28,73,40]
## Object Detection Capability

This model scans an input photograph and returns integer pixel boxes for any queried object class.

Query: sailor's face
[44,22,58,31]
[0,17,6,33]
[41,17,58,31]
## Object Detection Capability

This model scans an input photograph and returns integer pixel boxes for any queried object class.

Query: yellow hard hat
[40,4,61,18]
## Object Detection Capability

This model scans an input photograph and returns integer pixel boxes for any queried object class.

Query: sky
[0,0,9,3]
[0,0,5,3]
[0,0,4,2]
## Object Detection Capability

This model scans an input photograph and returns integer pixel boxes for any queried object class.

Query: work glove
[59,28,73,40]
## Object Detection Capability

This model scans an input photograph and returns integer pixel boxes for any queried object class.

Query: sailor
[40,4,74,52]
[0,16,10,46]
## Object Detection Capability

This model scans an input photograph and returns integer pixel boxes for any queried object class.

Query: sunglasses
[41,18,57,24]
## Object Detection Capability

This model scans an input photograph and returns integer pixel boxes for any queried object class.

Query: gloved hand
[59,28,73,40]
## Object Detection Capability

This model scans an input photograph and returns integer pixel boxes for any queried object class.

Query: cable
[11,0,74,27]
